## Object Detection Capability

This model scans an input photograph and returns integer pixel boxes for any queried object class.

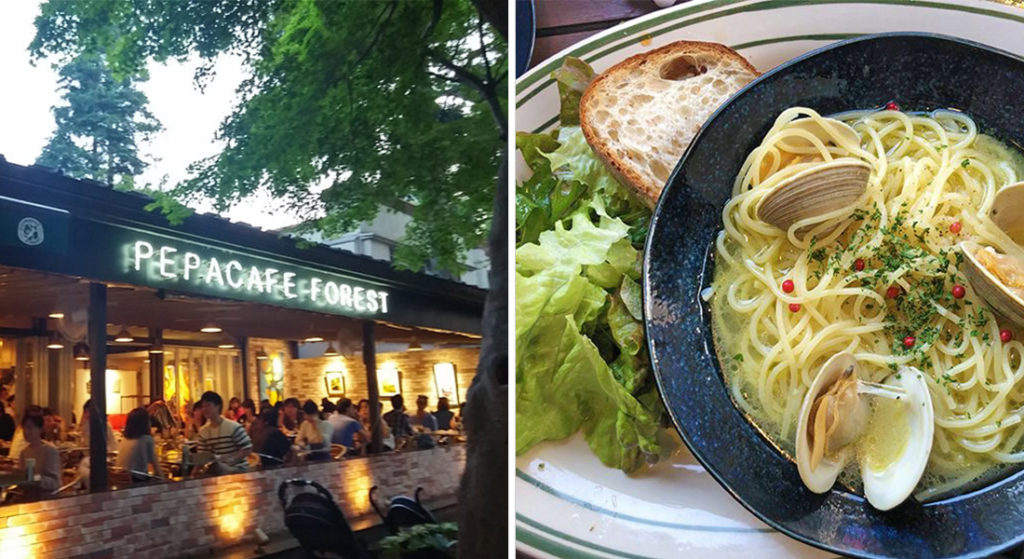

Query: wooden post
[88,283,108,492]
[149,328,163,402]
[363,320,382,453]
[240,337,250,402]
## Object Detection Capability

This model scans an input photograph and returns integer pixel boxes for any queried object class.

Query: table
[528,0,666,70]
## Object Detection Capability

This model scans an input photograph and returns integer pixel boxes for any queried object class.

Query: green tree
[32,0,505,275]
[32,2,508,557]
[36,53,161,187]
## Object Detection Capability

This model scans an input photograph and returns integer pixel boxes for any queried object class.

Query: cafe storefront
[0,159,485,557]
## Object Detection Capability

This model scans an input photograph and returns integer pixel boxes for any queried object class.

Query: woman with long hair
[117,407,163,482]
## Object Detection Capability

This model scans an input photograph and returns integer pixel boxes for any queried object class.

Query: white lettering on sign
[225,261,244,289]
[134,241,153,271]
[159,246,178,279]
[183,253,200,280]
[128,241,391,315]
[282,272,297,299]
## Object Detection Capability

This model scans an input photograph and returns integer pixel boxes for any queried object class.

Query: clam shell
[795,352,864,493]
[860,366,933,511]
[991,182,1024,245]
[757,159,871,231]
[960,241,1024,327]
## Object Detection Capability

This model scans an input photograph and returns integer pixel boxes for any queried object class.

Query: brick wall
[0,446,465,559]
[285,348,480,410]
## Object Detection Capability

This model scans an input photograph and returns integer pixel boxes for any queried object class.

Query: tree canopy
[36,52,161,187]
[31,0,506,274]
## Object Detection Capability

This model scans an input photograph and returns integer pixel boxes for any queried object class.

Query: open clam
[960,182,1024,327]
[795,352,934,511]
[756,158,871,231]
[777,117,862,152]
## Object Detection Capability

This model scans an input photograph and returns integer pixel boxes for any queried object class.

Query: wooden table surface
[528,0,674,69]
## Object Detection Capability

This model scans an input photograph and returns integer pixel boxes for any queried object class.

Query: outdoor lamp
[74,342,90,360]
[114,328,133,342]
[46,332,65,349]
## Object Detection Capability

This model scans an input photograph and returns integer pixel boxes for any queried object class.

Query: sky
[0,1,303,230]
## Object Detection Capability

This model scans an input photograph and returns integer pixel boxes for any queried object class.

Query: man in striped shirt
[197,391,252,474]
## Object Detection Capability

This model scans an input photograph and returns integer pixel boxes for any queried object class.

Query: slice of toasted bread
[580,41,760,206]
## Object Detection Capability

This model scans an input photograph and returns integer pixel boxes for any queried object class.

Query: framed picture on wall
[433,362,459,405]
[377,365,401,398]
[324,371,346,396]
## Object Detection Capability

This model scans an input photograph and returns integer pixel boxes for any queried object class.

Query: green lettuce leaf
[551,57,595,126]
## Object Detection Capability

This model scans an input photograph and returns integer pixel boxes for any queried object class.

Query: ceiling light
[218,335,235,349]
[304,336,324,343]
[149,341,164,354]
[48,312,64,319]
[200,322,222,333]
[323,343,339,357]
[255,347,268,360]
[408,339,423,352]
[114,328,133,343]
[74,342,90,361]
[46,333,65,350]
[144,359,150,364]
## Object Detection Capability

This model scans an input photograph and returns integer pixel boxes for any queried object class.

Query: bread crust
[580,41,760,207]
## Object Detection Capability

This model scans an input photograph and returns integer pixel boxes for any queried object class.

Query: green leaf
[608,294,643,357]
[551,56,595,126]
[619,275,643,321]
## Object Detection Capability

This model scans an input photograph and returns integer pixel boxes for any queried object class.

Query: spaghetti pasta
[712,107,1024,499]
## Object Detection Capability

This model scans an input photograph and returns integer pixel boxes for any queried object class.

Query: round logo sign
[17,217,44,246]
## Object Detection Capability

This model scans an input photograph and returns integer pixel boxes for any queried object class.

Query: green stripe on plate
[730,32,861,51]
[516,0,1024,105]
[517,513,656,559]
[526,34,856,134]
[516,468,775,533]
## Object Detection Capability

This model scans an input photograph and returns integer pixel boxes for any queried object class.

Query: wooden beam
[88,283,108,492]
[363,320,382,453]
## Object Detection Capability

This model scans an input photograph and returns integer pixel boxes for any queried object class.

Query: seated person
[329,398,366,452]
[383,394,414,439]
[194,391,252,474]
[432,397,455,431]
[81,400,117,453]
[250,408,291,467]
[42,408,67,443]
[280,398,302,432]
[19,408,60,491]
[186,402,205,440]
[296,401,332,460]
[410,395,438,432]
[117,408,163,482]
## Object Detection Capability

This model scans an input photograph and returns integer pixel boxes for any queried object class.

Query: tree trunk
[457,149,507,559]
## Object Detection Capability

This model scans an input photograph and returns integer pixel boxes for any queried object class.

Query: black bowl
[644,33,1024,559]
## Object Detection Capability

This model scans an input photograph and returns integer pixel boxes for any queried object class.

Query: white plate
[515,1,1024,557]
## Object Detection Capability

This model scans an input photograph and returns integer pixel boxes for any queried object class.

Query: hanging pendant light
[323,342,339,357]
[48,311,64,319]
[114,328,133,343]
[218,335,236,349]
[255,347,268,360]
[74,342,90,361]
[149,341,164,354]
[408,338,423,352]
[46,332,65,349]
[200,322,222,333]
[304,335,324,343]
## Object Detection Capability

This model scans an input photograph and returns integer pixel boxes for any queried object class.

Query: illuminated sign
[126,239,390,315]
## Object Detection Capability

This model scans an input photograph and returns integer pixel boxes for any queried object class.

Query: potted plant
[378,522,457,559]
